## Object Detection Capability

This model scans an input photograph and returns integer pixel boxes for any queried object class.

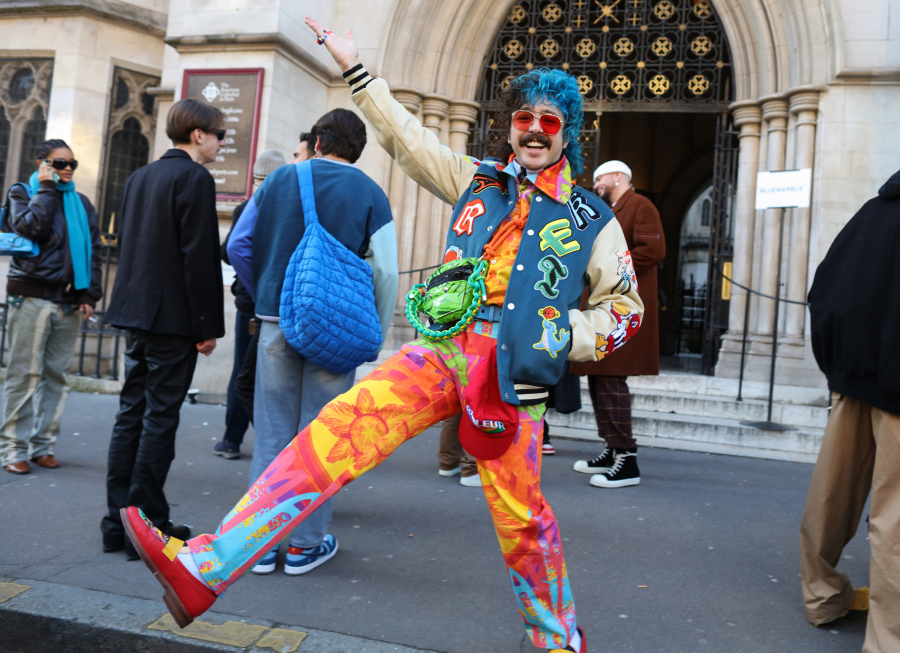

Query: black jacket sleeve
[77,193,104,306]
[7,181,60,241]
[177,170,225,342]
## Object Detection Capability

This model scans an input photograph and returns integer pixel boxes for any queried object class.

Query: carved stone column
[387,86,423,282]
[785,88,821,337]
[724,101,762,340]
[415,93,451,274]
[448,100,480,155]
[754,95,789,336]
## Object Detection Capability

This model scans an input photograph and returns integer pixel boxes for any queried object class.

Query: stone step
[602,387,829,428]
[547,407,824,463]
[625,371,829,406]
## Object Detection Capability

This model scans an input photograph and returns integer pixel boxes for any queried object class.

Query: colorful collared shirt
[483,157,574,306]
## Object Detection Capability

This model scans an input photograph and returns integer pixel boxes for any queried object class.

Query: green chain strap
[405,259,489,341]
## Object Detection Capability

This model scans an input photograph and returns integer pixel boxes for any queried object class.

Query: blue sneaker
[250,547,278,575]
[284,535,338,576]
[213,441,240,460]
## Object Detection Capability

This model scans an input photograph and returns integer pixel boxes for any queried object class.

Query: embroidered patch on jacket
[538,219,581,257]
[534,255,569,299]
[612,249,639,294]
[453,199,486,237]
[443,245,464,264]
[595,302,641,361]
[472,173,509,195]
[567,193,602,230]
[533,306,571,359]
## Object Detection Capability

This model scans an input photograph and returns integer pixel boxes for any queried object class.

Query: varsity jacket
[346,65,644,405]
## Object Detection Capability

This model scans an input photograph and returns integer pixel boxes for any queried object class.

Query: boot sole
[120,508,194,629]
[589,477,640,488]
[574,464,610,474]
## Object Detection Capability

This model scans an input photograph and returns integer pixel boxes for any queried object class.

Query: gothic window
[0,59,53,194]
[0,114,9,193]
[99,67,160,233]
[701,197,710,226]
[102,117,149,234]
[18,106,47,183]
[480,0,732,107]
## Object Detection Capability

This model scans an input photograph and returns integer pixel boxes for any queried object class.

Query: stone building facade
[0,0,897,400]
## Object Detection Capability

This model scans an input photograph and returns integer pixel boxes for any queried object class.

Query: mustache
[518,132,551,148]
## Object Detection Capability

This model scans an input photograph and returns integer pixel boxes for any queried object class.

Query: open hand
[305,16,359,72]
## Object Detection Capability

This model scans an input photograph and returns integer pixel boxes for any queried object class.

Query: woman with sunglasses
[1,138,102,475]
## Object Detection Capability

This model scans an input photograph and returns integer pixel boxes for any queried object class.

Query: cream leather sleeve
[351,78,478,206]
[567,218,645,362]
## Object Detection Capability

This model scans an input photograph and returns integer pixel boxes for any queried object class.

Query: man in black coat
[800,169,900,649]
[100,98,226,558]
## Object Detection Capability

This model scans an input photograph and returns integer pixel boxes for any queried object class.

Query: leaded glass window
[18,106,46,183]
[99,67,160,233]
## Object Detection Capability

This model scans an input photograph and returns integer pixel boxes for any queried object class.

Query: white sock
[568,629,581,652]
[178,548,204,583]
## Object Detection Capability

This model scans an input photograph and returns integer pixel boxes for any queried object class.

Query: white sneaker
[439,466,461,477]
[589,451,640,488]
[460,474,482,487]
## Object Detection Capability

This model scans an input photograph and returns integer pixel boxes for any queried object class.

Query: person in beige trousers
[801,168,900,651]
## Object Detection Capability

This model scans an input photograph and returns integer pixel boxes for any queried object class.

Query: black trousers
[100,329,198,548]
[234,323,259,425]
[223,310,252,444]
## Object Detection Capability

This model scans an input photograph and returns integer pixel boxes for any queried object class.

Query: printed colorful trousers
[187,330,577,648]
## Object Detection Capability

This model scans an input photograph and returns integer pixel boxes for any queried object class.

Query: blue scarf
[29,172,92,291]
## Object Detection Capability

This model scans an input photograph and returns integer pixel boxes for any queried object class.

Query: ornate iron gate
[700,112,738,373]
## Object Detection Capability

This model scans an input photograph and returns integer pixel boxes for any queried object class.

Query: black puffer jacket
[5,180,103,306]
[809,169,900,415]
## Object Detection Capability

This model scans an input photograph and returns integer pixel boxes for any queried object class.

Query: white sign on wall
[755,169,812,209]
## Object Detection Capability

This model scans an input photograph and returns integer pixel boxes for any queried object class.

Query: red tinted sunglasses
[511,110,563,135]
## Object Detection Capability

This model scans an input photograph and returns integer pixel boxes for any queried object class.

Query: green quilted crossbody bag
[405,257,488,341]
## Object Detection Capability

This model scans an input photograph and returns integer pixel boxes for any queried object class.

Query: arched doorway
[469,0,736,372]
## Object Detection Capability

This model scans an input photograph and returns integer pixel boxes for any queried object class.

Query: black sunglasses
[46,158,78,171]
[215,129,226,141]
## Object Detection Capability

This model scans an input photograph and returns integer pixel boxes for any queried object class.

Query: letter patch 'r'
[452,199,486,237]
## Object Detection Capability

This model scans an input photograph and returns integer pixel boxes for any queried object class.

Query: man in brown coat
[569,161,665,488]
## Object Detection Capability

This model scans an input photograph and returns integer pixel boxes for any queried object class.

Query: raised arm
[305,16,478,206]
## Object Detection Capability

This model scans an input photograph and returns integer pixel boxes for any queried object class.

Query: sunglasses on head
[511,110,563,135]
[45,158,78,171]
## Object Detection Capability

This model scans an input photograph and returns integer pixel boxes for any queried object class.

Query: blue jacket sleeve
[366,217,399,353]
[226,196,258,302]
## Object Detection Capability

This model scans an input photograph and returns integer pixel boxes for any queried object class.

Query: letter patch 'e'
[539,219,581,257]
[452,199,486,237]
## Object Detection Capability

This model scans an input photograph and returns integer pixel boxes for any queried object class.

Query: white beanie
[593,160,632,181]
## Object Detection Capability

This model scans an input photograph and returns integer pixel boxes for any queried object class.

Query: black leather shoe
[167,524,192,540]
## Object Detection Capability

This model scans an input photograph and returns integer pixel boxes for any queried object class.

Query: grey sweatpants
[0,297,81,465]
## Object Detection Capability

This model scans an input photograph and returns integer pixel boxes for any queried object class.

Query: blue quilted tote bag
[279,161,382,374]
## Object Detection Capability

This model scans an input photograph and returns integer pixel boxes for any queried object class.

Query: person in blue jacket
[226,108,398,576]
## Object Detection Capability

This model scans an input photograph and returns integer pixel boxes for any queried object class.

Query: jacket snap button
[517,264,524,271]
[505,393,509,398]
[527,229,534,236]
[508,201,513,205]
[507,303,515,310]
[487,226,492,231]
[536,196,542,202]
[501,344,507,350]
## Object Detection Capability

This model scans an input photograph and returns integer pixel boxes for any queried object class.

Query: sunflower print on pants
[187,329,577,649]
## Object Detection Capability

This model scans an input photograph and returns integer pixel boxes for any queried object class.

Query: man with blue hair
[120,18,643,653]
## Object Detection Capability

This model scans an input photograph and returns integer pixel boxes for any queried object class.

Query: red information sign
[182,68,264,201]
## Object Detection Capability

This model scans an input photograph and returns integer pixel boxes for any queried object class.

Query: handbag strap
[294,161,319,228]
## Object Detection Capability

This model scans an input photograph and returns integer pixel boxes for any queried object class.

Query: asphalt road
[0,392,870,653]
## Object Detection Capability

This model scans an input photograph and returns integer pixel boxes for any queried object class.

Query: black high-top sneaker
[573,446,614,474]
[590,449,640,488]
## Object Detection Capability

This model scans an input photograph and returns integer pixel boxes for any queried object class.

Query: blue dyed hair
[491,68,585,175]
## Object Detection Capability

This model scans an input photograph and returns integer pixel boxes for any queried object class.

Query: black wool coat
[809,168,900,415]
[104,149,225,342]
